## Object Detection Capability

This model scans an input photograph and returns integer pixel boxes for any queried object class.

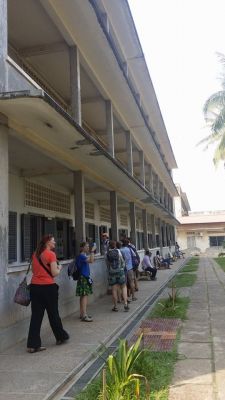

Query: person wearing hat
[101,232,109,256]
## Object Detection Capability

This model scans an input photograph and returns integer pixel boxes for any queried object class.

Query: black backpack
[67,256,80,281]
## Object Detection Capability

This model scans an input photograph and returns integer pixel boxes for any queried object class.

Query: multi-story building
[0,0,178,350]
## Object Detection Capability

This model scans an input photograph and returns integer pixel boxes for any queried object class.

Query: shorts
[127,269,135,287]
[108,268,126,286]
[76,275,93,296]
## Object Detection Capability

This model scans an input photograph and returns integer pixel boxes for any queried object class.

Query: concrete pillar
[161,183,166,207]
[162,221,167,247]
[150,214,156,248]
[73,171,85,254]
[142,209,148,249]
[110,191,118,240]
[69,46,82,125]
[106,100,114,157]
[0,114,8,279]
[164,188,167,208]
[149,165,153,194]
[139,151,145,186]
[158,217,163,249]
[126,131,133,175]
[0,0,7,91]
[156,175,160,201]
[129,202,137,248]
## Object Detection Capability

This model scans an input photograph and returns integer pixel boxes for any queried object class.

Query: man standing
[127,238,140,291]
[120,239,137,301]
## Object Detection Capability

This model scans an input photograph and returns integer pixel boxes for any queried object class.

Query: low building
[0,0,179,350]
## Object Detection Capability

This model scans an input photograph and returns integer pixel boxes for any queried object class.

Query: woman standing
[107,240,129,312]
[27,235,69,353]
[76,242,95,322]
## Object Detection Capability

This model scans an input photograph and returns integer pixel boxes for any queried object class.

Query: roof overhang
[0,90,178,224]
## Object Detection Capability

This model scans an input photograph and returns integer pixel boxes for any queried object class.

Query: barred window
[100,207,111,223]
[25,180,70,214]
[85,202,95,219]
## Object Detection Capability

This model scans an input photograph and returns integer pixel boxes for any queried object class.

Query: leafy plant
[98,334,150,400]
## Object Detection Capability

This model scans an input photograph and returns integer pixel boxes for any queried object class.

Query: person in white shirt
[142,250,157,280]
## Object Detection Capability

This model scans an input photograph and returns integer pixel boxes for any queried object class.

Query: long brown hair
[35,234,54,257]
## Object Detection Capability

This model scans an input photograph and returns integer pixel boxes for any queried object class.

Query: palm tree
[200,52,225,166]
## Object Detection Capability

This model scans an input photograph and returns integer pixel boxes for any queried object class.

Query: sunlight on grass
[180,264,198,273]
[168,273,196,287]
[149,297,190,320]
[214,257,225,272]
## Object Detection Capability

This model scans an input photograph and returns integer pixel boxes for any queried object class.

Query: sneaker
[124,304,129,312]
[132,296,137,301]
[81,315,93,322]
[112,306,119,312]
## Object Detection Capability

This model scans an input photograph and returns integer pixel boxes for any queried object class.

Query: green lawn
[168,273,197,287]
[180,264,198,273]
[149,297,190,320]
[214,257,225,272]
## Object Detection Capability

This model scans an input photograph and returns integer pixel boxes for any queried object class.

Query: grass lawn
[149,297,190,320]
[168,273,197,287]
[214,257,225,272]
[180,264,198,273]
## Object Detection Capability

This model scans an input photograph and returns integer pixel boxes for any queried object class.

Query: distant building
[175,185,225,254]
[0,0,179,350]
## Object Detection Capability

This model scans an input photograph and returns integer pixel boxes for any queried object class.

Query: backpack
[129,247,140,270]
[67,256,80,281]
[107,248,120,270]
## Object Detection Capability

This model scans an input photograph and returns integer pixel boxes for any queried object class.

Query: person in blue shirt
[76,242,95,322]
[120,238,137,301]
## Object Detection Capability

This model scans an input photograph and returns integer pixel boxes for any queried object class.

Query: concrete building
[175,185,225,254]
[177,211,225,255]
[0,0,178,350]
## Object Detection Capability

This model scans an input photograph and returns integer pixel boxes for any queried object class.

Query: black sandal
[112,306,119,312]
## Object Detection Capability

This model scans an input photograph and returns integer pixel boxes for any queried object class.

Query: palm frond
[211,108,225,133]
[203,91,225,117]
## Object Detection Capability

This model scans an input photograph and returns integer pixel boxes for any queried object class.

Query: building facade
[0,0,178,350]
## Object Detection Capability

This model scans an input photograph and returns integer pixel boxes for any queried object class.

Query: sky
[128,0,225,212]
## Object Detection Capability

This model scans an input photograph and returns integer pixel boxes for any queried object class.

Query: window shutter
[94,225,100,253]
[21,214,31,261]
[8,211,17,263]
[68,225,75,258]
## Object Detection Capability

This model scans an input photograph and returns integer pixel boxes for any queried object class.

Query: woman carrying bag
[27,234,69,353]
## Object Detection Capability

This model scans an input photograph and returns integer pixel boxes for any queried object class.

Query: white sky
[128,0,225,212]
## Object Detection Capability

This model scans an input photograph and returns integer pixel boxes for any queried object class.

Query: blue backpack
[67,256,80,281]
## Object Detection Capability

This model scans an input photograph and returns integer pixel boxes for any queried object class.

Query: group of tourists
[26,233,180,354]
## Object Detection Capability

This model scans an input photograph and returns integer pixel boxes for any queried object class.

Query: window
[85,223,100,253]
[8,211,17,263]
[21,214,74,261]
[209,236,225,247]
[118,229,128,241]
[137,231,144,250]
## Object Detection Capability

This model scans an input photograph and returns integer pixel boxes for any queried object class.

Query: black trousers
[145,266,157,279]
[27,284,69,348]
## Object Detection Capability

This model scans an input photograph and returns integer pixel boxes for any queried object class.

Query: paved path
[0,259,185,400]
[169,257,225,400]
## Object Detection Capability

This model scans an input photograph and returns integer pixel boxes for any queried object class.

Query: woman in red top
[27,234,69,353]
